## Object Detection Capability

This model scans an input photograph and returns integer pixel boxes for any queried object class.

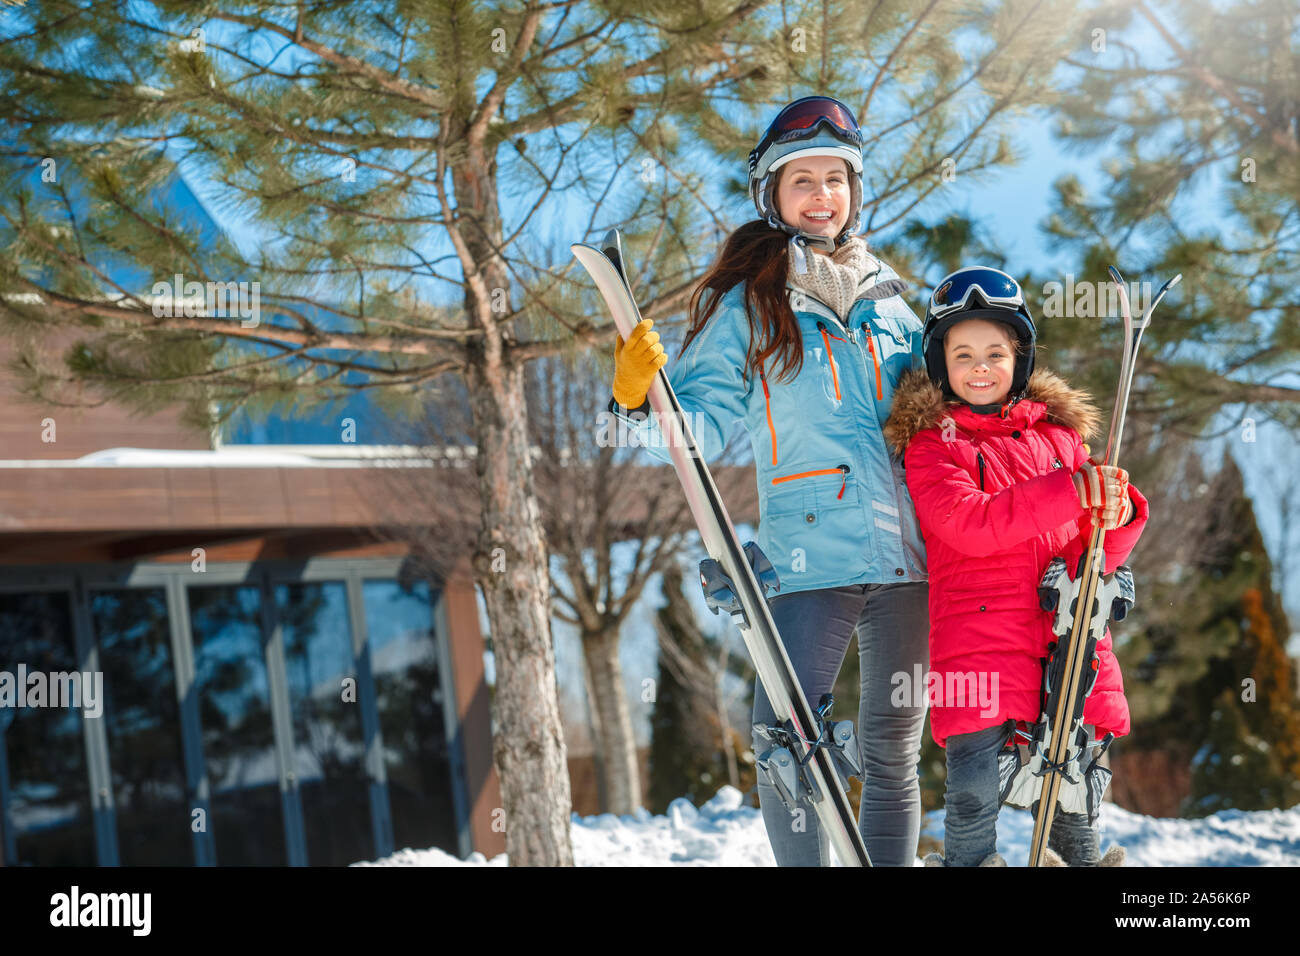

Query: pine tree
[1039,0,1300,431]
[1115,452,1300,815]
[648,562,755,812]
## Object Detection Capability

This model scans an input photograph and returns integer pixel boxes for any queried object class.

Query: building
[0,164,504,866]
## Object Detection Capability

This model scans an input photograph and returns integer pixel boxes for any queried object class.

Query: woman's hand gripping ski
[612,318,667,409]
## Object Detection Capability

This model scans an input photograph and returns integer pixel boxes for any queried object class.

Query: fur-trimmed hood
[884,366,1101,457]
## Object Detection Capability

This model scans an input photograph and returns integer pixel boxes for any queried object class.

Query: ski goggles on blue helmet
[928,266,1025,319]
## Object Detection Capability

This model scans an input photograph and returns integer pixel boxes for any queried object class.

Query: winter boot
[923,851,1006,866]
[1040,844,1126,866]
[1099,845,1126,866]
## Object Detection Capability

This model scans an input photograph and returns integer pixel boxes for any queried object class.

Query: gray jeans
[943,722,1101,866]
[751,581,929,867]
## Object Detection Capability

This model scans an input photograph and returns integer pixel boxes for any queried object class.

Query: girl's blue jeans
[942,722,1102,866]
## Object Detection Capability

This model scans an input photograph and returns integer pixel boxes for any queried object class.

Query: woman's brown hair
[682,220,806,384]
[682,182,809,384]
[683,159,861,384]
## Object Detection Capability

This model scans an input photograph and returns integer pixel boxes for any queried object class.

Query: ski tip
[1107,265,1124,286]
[570,234,622,259]
[1167,273,1183,288]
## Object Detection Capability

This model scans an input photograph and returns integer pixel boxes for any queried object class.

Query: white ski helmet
[748,96,865,255]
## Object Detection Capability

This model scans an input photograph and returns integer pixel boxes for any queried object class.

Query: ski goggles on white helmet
[748,96,866,262]
[749,96,863,177]
[928,266,1025,319]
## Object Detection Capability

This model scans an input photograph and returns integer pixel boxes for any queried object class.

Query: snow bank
[353,788,1300,867]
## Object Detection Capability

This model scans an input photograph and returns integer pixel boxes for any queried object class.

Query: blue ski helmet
[922,266,1037,399]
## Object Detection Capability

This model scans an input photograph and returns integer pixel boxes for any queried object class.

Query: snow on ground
[354,787,1300,867]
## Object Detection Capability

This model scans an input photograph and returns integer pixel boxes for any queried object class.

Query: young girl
[608,96,930,866]
[883,266,1147,866]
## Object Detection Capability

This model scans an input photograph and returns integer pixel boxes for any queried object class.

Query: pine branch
[1137,0,1298,156]
[858,0,944,122]
[11,280,470,359]
[467,2,544,146]
[207,9,447,113]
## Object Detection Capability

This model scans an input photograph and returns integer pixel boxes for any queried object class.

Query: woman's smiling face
[774,156,851,243]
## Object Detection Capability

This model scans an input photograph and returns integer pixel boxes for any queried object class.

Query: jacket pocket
[815,323,845,404]
[760,465,862,581]
[766,464,857,525]
[773,462,851,494]
[869,314,914,369]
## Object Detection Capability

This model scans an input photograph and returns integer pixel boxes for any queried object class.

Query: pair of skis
[572,230,871,867]
[1022,266,1181,866]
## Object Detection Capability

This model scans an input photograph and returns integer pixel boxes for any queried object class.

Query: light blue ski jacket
[612,253,929,595]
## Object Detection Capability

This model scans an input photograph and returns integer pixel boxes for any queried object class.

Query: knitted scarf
[787,236,877,323]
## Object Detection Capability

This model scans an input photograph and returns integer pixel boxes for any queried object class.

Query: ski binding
[753,694,862,813]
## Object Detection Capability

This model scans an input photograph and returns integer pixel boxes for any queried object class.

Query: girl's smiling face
[774,156,851,244]
[944,319,1017,405]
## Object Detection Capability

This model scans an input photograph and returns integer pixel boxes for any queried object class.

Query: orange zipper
[772,464,851,499]
[852,323,883,403]
[760,368,777,465]
[818,325,842,400]
[863,325,883,401]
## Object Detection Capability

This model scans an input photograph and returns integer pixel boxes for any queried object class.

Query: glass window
[276,582,371,866]
[364,580,459,854]
[188,585,285,865]
[92,588,191,865]
[0,592,95,866]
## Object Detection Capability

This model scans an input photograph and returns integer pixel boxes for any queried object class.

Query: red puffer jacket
[883,367,1148,747]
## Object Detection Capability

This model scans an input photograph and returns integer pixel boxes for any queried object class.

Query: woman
[608,96,929,866]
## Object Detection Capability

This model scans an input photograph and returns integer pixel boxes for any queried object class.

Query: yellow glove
[612,318,667,409]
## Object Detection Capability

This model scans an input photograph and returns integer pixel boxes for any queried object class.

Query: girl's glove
[612,318,666,409]
[1091,494,1133,531]
[1074,460,1128,513]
